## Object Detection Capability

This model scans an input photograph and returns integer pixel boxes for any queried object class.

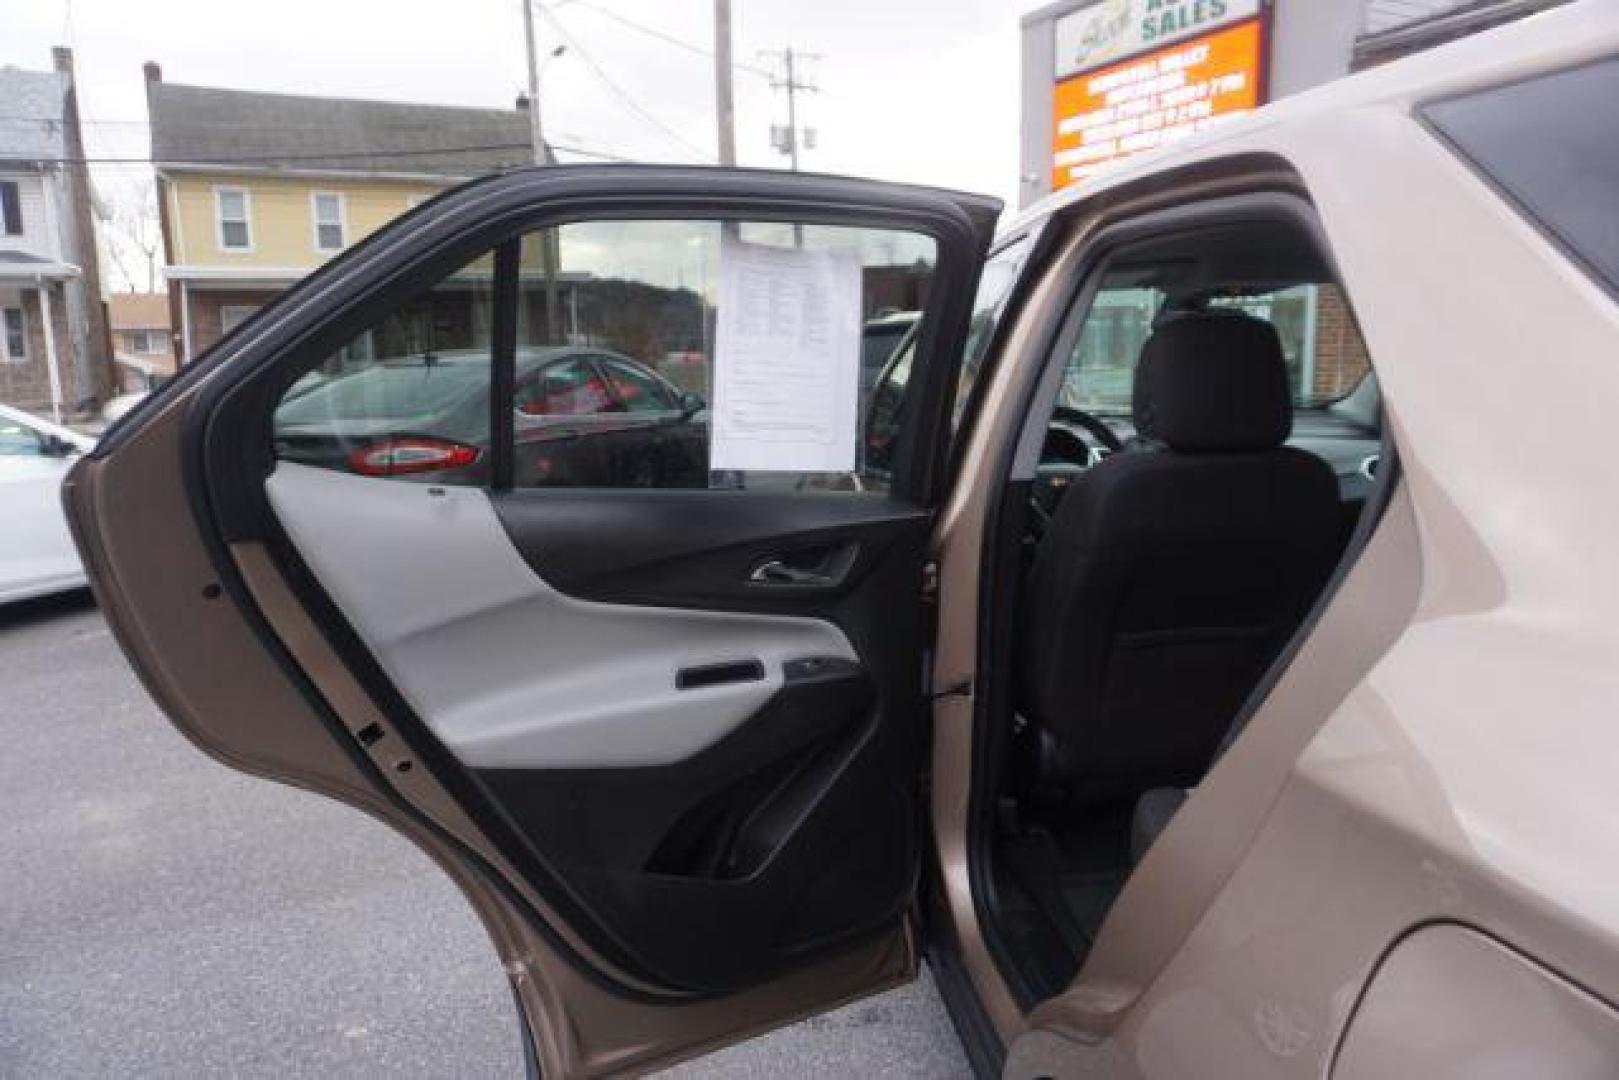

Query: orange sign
[1051,17,1264,190]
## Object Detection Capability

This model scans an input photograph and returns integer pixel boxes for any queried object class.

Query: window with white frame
[216,187,252,251]
[312,191,345,252]
[125,329,157,354]
[2,307,26,362]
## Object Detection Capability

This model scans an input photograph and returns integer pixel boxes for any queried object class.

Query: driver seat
[1020,311,1342,797]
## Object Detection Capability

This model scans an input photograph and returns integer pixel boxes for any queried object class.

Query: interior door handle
[676,658,765,690]
[748,559,835,587]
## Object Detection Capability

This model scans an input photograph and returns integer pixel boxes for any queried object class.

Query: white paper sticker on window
[711,236,862,473]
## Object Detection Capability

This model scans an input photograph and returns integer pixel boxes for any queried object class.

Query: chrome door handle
[748,559,834,587]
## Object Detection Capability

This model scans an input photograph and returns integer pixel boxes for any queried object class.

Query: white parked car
[0,403,94,603]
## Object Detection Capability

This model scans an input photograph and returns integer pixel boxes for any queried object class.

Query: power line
[538,3,714,163]
[0,114,540,133]
[544,140,639,162]
[0,114,149,127]
[20,139,639,167]
[570,1,771,79]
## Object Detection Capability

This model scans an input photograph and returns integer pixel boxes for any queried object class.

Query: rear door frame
[74,165,998,1075]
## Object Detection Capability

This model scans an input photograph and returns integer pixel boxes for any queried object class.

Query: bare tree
[96,175,163,295]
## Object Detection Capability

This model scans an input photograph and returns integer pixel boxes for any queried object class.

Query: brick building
[107,291,177,393]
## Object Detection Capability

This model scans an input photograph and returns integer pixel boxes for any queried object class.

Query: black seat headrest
[1131,311,1293,453]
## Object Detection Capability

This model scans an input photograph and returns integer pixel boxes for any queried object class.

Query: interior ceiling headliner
[1107,219,1332,294]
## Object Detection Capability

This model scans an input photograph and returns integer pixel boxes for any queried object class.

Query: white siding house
[0,53,112,421]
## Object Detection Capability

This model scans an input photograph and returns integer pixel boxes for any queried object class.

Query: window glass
[314,192,344,251]
[271,219,944,494]
[220,305,260,335]
[854,232,1026,490]
[218,189,250,249]
[516,358,619,417]
[1,180,21,235]
[512,219,937,492]
[951,235,1033,436]
[1424,58,1619,296]
[601,357,678,413]
[861,317,916,389]
[0,418,46,456]
[272,255,495,483]
[3,307,25,361]
[863,335,915,480]
[1060,281,1368,415]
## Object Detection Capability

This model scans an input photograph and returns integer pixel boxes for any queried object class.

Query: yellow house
[144,63,535,362]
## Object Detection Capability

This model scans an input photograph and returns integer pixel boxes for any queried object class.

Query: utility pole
[763,47,818,244]
[522,0,548,165]
[714,0,737,166]
[763,47,818,172]
[783,48,800,172]
[522,0,563,340]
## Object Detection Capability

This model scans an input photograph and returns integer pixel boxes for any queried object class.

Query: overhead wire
[568,0,772,79]
[8,0,727,167]
[18,140,640,166]
[536,2,714,163]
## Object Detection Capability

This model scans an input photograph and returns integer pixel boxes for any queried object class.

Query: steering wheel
[1027,407,1126,542]
[1050,405,1124,454]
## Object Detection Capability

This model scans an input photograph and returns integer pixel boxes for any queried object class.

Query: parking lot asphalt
[0,592,969,1077]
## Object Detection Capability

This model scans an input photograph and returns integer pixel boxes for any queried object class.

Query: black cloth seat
[1020,311,1342,798]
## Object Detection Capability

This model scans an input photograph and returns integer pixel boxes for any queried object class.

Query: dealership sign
[1051,0,1268,189]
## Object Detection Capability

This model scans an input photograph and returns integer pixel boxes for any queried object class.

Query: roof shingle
[0,67,68,162]
[147,81,536,176]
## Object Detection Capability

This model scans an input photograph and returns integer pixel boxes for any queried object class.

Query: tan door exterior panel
[65,394,918,1077]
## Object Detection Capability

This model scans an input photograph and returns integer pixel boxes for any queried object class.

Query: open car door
[66,166,998,1075]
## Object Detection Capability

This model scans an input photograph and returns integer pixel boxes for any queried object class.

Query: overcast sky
[8,0,1039,218]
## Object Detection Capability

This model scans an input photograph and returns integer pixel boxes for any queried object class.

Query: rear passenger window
[270,219,941,494]
[509,219,937,492]
[272,255,496,483]
[1425,58,1619,296]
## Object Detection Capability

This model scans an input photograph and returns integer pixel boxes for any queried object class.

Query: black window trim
[490,238,519,491]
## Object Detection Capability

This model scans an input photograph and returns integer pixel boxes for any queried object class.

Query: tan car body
[65,4,1619,1076]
